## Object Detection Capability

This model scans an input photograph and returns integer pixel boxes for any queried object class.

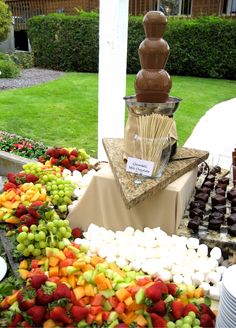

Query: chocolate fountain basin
[123,95,182,117]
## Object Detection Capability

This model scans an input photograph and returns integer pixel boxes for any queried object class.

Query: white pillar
[98,0,129,160]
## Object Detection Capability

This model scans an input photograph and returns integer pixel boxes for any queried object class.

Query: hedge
[27,13,236,79]
[0,0,11,43]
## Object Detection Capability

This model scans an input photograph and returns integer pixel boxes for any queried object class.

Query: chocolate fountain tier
[139,38,169,69]
[123,95,182,117]
[143,11,167,38]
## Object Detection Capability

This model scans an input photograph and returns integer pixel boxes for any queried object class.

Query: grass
[0,72,235,157]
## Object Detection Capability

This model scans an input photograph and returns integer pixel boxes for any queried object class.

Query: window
[223,0,236,14]
[180,0,192,15]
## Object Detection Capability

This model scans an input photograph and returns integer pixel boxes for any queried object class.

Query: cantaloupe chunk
[85,283,95,296]
[5,216,21,224]
[49,266,59,277]
[73,286,85,300]
[123,312,138,325]
[135,314,147,326]
[19,269,30,280]
[49,256,60,267]
[19,259,28,270]
[68,275,77,289]
[43,319,57,328]
[115,288,131,302]
[124,296,133,306]
[95,273,110,291]
[90,255,104,267]
[95,312,103,325]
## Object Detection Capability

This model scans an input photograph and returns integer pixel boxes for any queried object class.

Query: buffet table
[68,164,198,235]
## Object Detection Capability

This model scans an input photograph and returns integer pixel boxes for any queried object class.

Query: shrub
[10,51,34,69]
[0,0,11,42]
[0,58,20,78]
[27,13,236,79]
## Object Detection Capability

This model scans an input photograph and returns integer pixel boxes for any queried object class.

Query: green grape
[188,312,196,319]
[30,224,37,232]
[57,220,64,228]
[16,243,25,252]
[175,320,182,328]
[58,241,65,249]
[58,190,64,197]
[33,249,41,257]
[17,231,28,243]
[59,227,67,235]
[65,232,71,239]
[51,184,57,190]
[23,249,30,257]
[46,185,52,191]
[53,194,60,201]
[39,241,47,249]
[34,234,41,242]
[193,319,200,326]
[27,244,35,252]
[63,219,70,226]
[182,324,191,328]
[58,184,64,190]
[183,316,192,325]
[167,322,175,328]
[23,239,30,246]
[27,233,35,241]
[39,231,46,240]
[47,222,54,230]
[22,226,29,233]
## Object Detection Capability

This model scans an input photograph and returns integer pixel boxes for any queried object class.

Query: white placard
[126,157,154,177]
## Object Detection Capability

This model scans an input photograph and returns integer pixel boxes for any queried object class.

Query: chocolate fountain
[124,11,181,162]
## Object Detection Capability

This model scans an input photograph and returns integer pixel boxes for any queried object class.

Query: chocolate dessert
[215,188,225,196]
[227,188,236,201]
[188,218,201,231]
[231,207,236,214]
[215,183,227,191]
[209,211,224,222]
[189,207,205,219]
[231,198,236,206]
[212,205,226,214]
[227,213,236,226]
[189,200,206,211]
[228,223,236,236]
[203,181,214,190]
[218,177,230,185]
[208,219,222,231]
[195,187,211,196]
[205,174,215,183]
[211,194,226,206]
[195,193,209,203]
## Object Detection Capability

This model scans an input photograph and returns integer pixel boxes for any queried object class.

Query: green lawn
[0,72,235,157]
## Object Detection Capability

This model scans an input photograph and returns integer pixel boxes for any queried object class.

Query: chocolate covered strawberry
[200,313,215,327]
[199,303,216,320]
[26,305,46,326]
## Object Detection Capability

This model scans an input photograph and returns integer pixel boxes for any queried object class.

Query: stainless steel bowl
[123,95,182,117]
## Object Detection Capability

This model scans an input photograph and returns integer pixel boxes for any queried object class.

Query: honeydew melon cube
[107,311,118,323]
[101,289,115,298]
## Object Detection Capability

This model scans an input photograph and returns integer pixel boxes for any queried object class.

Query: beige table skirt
[68,165,198,235]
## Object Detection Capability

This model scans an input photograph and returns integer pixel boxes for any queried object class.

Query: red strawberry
[3,182,17,191]
[154,280,168,295]
[150,313,167,328]
[59,148,70,157]
[60,158,70,168]
[7,172,17,184]
[28,202,43,219]
[200,313,215,327]
[53,283,71,300]
[171,300,185,320]
[51,149,60,158]
[145,282,162,302]
[38,156,46,163]
[49,306,73,325]
[36,284,55,305]
[9,313,23,327]
[30,273,48,290]
[69,165,77,172]
[166,283,178,296]
[21,321,32,328]
[147,300,167,316]
[15,204,27,218]
[17,288,36,311]
[77,163,88,172]
[25,174,39,183]
[70,305,89,322]
[70,149,78,157]
[69,155,77,163]
[72,227,83,239]
[199,303,216,320]
[183,303,199,316]
[20,214,38,227]
[26,305,46,325]
[51,158,59,165]
[46,148,55,157]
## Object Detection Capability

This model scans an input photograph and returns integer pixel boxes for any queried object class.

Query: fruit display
[38,147,90,173]
[1,241,217,327]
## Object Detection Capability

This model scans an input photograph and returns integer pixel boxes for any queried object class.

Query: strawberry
[69,155,77,163]
[183,303,199,316]
[36,284,55,305]
[199,303,216,320]
[150,313,167,328]
[3,182,17,191]
[25,174,39,183]
[72,227,83,239]
[69,165,77,172]
[51,158,59,165]
[20,214,38,227]
[51,149,60,158]
[21,321,32,328]
[17,288,36,311]
[26,305,46,326]
[70,149,78,157]
[147,300,167,316]
[166,283,179,296]
[28,202,44,219]
[70,305,89,322]
[171,300,185,320]
[9,313,23,327]
[7,172,17,184]
[15,204,27,218]
[38,155,46,163]
[59,148,70,157]
[154,280,168,294]
[60,158,70,168]
[200,313,215,327]
[53,283,71,300]
[30,273,48,290]
[46,148,55,157]
[49,306,73,325]
[145,282,162,302]
[77,163,88,172]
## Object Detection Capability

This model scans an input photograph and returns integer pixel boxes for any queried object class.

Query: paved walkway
[184,98,236,169]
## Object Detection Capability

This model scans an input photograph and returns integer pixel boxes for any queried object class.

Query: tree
[0,0,11,43]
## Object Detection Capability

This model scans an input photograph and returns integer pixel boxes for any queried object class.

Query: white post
[156,0,160,11]
[98,0,129,160]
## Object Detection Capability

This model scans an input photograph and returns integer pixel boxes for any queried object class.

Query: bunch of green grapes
[77,148,90,162]
[44,177,75,208]
[22,162,44,177]
[16,216,72,257]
